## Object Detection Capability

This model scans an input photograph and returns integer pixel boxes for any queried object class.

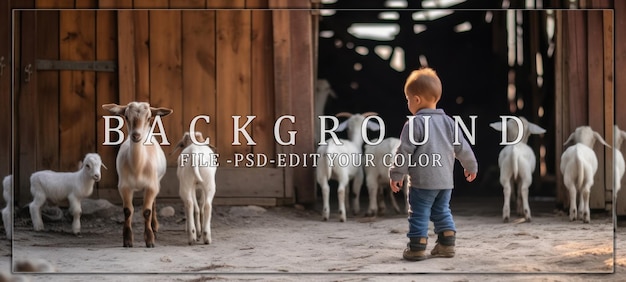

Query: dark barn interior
[316,1,556,200]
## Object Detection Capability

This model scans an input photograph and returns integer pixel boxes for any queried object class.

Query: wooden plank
[149,10,183,169]
[565,11,587,132]
[36,11,60,172]
[250,7,275,158]
[170,0,206,8]
[586,10,605,209]
[554,11,565,208]
[213,197,277,207]
[216,9,252,166]
[215,168,283,198]
[17,11,38,205]
[133,0,168,8]
[134,11,150,102]
[208,0,245,8]
[289,9,315,203]
[0,0,11,177]
[96,10,119,195]
[98,0,133,8]
[59,10,96,172]
[75,0,97,8]
[35,0,73,8]
[146,167,283,200]
[271,8,293,201]
[116,11,136,104]
[181,10,216,147]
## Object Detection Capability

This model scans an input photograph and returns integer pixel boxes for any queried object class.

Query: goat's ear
[336,119,349,132]
[365,119,380,131]
[593,131,611,148]
[335,112,353,118]
[102,103,126,116]
[78,161,83,170]
[170,140,184,156]
[151,107,173,117]
[563,132,576,146]
[489,122,503,132]
[527,122,546,135]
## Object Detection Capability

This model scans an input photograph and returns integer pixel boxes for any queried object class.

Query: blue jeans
[407,188,456,238]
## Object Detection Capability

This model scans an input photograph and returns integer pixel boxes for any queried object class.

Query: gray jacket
[389,108,478,189]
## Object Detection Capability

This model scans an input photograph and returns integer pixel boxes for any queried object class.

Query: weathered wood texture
[10,7,315,206]
[0,0,12,180]
[555,10,614,211]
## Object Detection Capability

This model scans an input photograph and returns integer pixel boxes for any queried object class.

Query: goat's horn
[335,112,353,118]
[361,112,379,117]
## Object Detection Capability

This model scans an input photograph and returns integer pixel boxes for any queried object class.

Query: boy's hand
[389,179,403,193]
[464,170,477,182]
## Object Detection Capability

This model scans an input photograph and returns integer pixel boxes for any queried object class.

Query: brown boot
[403,237,428,261]
[431,230,455,258]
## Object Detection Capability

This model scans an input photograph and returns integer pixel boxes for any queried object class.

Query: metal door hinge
[36,60,117,72]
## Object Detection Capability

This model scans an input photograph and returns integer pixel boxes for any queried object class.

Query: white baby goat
[29,153,106,235]
[560,126,610,223]
[613,125,626,196]
[103,101,173,248]
[490,117,545,222]
[316,112,379,222]
[173,132,217,245]
[364,137,404,216]
[314,79,337,145]
[2,175,11,240]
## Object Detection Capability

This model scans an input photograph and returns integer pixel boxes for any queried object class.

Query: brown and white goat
[103,102,172,248]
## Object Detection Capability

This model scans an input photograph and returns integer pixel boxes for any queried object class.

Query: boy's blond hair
[404,68,442,102]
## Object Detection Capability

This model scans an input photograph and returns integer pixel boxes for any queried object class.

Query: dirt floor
[1,196,625,281]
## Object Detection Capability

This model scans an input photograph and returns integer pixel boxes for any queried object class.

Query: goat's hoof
[526,218,532,223]
[188,241,194,246]
[503,217,509,223]
[123,243,133,248]
[146,242,155,248]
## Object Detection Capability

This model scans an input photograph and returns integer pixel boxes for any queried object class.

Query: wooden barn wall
[554,8,614,211]
[9,0,315,206]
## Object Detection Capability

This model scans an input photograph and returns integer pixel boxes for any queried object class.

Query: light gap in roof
[422,0,466,8]
[412,10,454,21]
[379,11,400,20]
[385,0,408,8]
[348,23,400,41]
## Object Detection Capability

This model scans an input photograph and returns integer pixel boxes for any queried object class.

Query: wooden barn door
[13,9,118,205]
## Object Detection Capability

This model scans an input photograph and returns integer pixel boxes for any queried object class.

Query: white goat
[2,175,11,240]
[560,126,610,223]
[173,132,217,245]
[29,153,106,235]
[613,125,626,196]
[364,137,405,216]
[103,102,173,248]
[316,112,378,222]
[314,79,337,145]
[490,117,545,222]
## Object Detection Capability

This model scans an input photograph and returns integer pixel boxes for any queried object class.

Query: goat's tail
[194,164,204,183]
[575,149,584,189]
[317,153,332,182]
[511,147,519,180]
